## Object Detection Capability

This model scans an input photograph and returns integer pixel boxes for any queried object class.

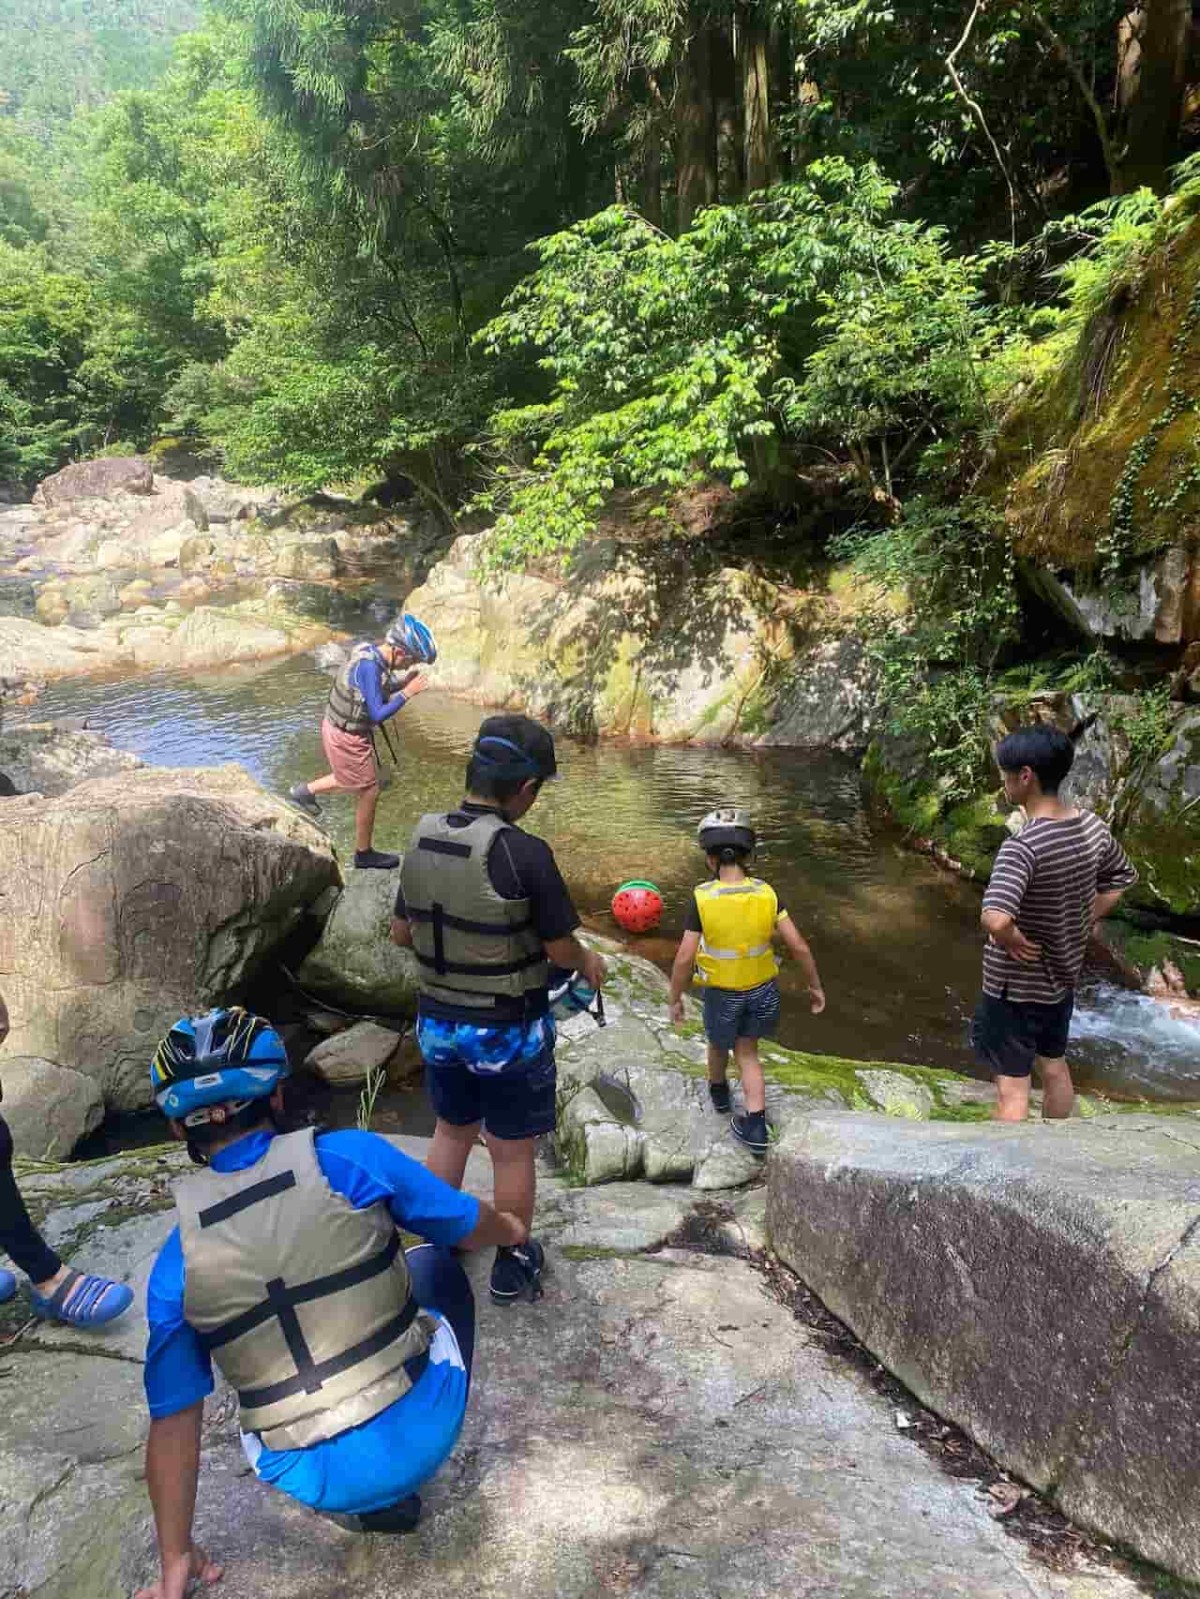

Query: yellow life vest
[693,877,780,991]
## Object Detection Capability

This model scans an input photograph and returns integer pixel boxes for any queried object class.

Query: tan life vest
[325,643,384,735]
[174,1129,432,1452]
[399,810,549,1010]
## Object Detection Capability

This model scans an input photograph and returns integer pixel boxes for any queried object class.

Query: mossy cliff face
[998,216,1200,645]
[863,703,1200,986]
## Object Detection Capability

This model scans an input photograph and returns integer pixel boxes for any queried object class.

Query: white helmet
[697,807,755,854]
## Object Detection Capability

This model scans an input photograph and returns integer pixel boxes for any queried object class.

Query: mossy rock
[862,740,1007,881]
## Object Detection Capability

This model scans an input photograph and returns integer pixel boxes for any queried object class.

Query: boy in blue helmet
[290,611,437,870]
[135,1005,529,1599]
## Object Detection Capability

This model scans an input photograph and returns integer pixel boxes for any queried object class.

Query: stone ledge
[765,1112,1200,1582]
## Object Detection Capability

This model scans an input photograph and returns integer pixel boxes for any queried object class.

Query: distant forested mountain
[0,0,198,137]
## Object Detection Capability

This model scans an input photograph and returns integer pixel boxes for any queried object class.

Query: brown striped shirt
[981,811,1138,1004]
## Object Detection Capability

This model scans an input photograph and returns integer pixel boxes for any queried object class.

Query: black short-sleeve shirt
[394,802,580,1021]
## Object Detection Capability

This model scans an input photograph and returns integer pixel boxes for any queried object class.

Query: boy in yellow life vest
[667,808,826,1154]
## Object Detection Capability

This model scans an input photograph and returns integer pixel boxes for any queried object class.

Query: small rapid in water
[34,654,1200,1100]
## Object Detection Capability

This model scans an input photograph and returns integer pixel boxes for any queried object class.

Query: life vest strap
[237,1298,424,1411]
[698,938,773,961]
[201,1230,403,1352]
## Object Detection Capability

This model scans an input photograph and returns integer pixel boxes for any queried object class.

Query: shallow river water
[37,653,1200,1100]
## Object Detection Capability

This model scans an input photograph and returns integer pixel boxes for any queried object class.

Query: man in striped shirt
[970,724,1138,1122]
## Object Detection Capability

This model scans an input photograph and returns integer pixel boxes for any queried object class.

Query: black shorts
[970,993,1074,1078]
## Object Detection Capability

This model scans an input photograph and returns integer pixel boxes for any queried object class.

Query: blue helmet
[385,612,437,664]
[151,1007,289,1122]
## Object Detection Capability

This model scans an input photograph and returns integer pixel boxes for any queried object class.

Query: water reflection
[35,655,1200,1097]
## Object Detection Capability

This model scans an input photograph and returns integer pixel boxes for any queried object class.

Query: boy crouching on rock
[135,1006,527,1599]
[667,808,826,1155]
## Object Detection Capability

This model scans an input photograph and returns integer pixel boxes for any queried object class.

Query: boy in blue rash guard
[135,1007,528,1599]
[290,611,437,870]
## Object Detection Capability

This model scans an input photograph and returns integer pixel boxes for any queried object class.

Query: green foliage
[836,498,1020,800]
[0,242,94,479]
[0,0,197,142]
[478,160,998,562]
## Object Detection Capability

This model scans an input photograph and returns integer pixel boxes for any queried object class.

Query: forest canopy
[1,0,1197,529]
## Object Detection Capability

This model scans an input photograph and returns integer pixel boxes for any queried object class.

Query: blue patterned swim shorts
[416,1014,557,1140]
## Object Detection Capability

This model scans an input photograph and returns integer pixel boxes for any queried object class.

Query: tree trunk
[714,15,743,199]
[772,12,793,181]
[675,7,718,232]
[641,128,663,227]
[740,2,772,192]
[1117,0,1191,192]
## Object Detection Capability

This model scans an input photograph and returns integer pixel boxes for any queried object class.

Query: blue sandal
[0,1268,16,1306]
[30,1267,133,1327]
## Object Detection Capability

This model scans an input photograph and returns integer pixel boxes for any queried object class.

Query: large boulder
[297,869,420,1015]
[0,1056,104,1157]
[0,766,341,1106]
[0,723,143,797]
[766,1112,1200,1583]
[756,636,878,753]
[1122,708,1200,917]
[33,457,154,506]
[0,615,125,680]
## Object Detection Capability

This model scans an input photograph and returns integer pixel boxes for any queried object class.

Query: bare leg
[308,773,343,796]
[707,1043,729,1086]
[1036,1055,1074,1120]
[354,783,380,852]
[993,1074,1031,1122]
[733,1037,766,1115]
[426,1120,480,1191]
[486,1134,537,1232]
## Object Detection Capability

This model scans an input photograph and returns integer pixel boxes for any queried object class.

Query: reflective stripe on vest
[325,644,381,735]
[400,811,548,1009]
[693,878,780,991]
[174,1129,431,1452]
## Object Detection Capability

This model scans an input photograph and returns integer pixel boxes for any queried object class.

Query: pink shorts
[321,718,378,791]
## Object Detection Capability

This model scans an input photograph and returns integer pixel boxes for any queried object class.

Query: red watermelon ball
[611,882,664,934]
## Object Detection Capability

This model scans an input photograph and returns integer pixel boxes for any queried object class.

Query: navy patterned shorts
[701,979,782,1051]
[417,1014,557,1141]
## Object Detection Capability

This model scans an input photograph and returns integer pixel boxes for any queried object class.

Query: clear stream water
[36,653,1200,1102]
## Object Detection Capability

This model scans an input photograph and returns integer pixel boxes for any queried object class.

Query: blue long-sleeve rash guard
[354,652,408,726]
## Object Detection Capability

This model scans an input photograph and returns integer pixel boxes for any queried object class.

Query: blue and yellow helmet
[151,1007,289,1122]
[385,611,437,664]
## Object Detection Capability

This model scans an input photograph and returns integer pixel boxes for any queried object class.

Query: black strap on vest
[200,1230,407,1354]
[418,836,472,859]
[237,1299,426,1411]
[405,905,535,937]
[198,1170,297,1230]
[413,948,547,978]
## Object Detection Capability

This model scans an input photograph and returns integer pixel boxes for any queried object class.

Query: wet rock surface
[767,1111,1200,1583]
[0,1138,1148,1599]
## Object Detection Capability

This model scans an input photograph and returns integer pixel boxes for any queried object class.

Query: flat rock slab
[767,1112,1200,1583]
[2,1140,1144,1599]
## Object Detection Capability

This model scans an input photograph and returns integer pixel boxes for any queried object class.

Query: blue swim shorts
[417,1014,556,1141]
[701,979,782,1052]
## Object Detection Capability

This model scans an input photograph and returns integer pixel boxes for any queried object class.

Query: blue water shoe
[30,1268,133,1328]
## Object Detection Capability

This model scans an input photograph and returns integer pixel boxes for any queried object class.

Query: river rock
[0,766,340,1106]
[297,869,420,1016]
[273,536,343,581]
[854,1067,935,1119]
[1122,708,1200,917]
[0,722,143,796]
[129,606,291,671]
[0,1056,105,1158]
[305,1021,402,1085]
[0,615,123,678]
[766,1111,1200,1583]
[33,456,154,506]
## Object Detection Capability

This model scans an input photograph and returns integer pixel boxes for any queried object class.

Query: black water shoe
[490,1238,545,1304]
[708,1080,732,1114]
[289,782,321,817]
[359,1494,421,1534]
[354,848,401,870]
[731,1110,770,1155]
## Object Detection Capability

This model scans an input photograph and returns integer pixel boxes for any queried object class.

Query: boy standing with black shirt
[391,716,606,1304]
[971,725,1138,1122]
